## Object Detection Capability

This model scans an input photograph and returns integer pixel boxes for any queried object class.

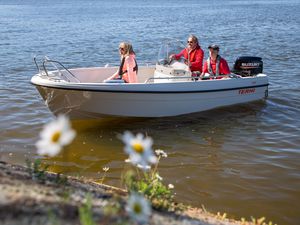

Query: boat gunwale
[31,81,269,94]
[31,69,269,93]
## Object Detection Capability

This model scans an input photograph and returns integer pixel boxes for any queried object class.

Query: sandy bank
[0,161,252,225]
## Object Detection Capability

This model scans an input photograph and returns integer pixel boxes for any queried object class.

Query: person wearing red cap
[201,44,230,78]
[169,35,204,72]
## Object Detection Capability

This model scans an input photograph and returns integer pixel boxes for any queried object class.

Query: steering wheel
[167,57,174,65]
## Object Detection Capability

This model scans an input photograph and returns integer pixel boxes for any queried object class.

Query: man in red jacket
[201,44,230,78]
[169,35,204,72]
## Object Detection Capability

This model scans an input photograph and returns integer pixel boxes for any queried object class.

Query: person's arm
[220,58,231,75]
[202,61,208,74]
[125,56,137,83]
[173,49,185,60]
[190,49,204,72]
[106,70,119,80]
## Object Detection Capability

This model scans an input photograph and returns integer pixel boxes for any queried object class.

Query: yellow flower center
[132,142,144,154]
[133,203,142,214]
[51,131,61,143]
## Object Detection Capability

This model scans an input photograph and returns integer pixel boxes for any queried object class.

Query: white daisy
[155,173,163,181]
[102,167,109,172]
[36,115,76,157]
[168,184,174,189]
[155,149,168,158]
[125,158,131,163]
[121,131,157,170]
[126,193,151,224]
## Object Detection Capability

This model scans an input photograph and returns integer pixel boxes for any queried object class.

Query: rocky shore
[0,161,252,225]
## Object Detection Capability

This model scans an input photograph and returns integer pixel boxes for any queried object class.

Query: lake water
[0,0,300,224]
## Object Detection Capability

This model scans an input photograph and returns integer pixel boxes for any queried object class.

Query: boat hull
[33,75,268,119]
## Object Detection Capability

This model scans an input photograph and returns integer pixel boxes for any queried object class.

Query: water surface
[1,1,300,224]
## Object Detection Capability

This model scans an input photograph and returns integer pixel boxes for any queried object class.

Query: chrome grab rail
[33,57,42,74]
[33,56,80,83]
[40,57,80,83]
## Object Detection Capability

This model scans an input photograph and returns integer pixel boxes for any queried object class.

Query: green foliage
[249,216,277,225]
[54,173,68,186]
[26,158,68,186]
[60,188,72,202]
[26,158,49,183]
[79,195,96,225]
[103,197,122,216]
[122,169,179,211]
[47,209,59,225]
[239,216,276,225]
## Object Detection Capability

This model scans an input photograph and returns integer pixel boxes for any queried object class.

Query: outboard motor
[232,56,263,76]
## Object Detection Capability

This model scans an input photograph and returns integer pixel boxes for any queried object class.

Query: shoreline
[0,161,254,225]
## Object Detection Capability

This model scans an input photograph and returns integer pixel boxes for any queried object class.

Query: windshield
[157,39,186,65]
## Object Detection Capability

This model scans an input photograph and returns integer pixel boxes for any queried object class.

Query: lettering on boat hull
[238,88,256,95]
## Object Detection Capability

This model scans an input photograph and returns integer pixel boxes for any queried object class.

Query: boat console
[154,40,192,83]
[154,59,191,83]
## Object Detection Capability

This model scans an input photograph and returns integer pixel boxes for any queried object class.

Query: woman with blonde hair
[107,42,138,83]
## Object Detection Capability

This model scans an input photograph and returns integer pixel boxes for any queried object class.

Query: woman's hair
[188,35,199,45]
[119,42,135,57]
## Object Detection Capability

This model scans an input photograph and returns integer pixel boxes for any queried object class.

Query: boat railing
[34,56,80,83]
[145,76,197,83]
[145,74,241,83]
[102,61,155,68]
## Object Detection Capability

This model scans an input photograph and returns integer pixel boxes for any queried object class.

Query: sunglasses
[187,41,194,44]
[119,47,125,51]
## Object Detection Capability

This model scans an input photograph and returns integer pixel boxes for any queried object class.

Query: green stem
[152,156,161,179]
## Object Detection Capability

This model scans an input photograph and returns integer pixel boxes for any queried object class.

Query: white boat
[31,41,269,119]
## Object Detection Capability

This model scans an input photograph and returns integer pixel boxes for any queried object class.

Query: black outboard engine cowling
[232,56,263,76]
